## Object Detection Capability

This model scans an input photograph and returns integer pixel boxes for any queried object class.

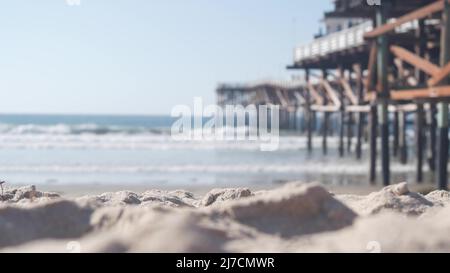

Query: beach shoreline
[32,181,438,198]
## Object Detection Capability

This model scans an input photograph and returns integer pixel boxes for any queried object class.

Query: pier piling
[369,104,378,184]
[376,3,390,186]
[437,0,450,190]
[416,103,425,183]
[427,103,437,171]
[393,111,399,158]
[399,111,408,164]
[354,64,364,160]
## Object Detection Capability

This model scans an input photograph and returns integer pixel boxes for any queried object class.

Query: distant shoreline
[33,181,436,199]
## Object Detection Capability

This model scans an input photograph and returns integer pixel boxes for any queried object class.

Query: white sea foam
[0,134,340,150]
[0,123,165,136]
[0,122,341,150]
[0,163,416,174]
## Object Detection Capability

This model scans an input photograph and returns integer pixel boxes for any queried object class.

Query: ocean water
[0,114,421,188]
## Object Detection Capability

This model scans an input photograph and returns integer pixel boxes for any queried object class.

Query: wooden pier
[216,0,450,190]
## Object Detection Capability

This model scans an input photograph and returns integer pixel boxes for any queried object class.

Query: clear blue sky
[0,0,332,115]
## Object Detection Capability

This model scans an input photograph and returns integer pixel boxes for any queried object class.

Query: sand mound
[0,183,356,252]
[100,209,228,253]
[76,189,197,208]
[200,188,252,207]
[0,200,93,248]
[1,182,450,253]
[294,206,450,253]
[76,188,253,208]
[1,208,229,253]
[140,189,196,207]
[337,182,436,216]
[425,190,450,206]
[213,183,357,238]
[1,185,60,204]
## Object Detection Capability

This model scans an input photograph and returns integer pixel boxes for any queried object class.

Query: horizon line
[0,112,174,117]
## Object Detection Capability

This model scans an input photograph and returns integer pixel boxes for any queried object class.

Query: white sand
[0,182,449,253]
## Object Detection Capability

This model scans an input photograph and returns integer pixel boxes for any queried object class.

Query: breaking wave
[0,163,415,174]
[0,123,166,136]
[0,123,338,150]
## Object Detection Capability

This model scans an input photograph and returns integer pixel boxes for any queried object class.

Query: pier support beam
[338,69,345,157]
[288,110,295,131]
[427,103,437,171]
[399,111,408,164]
[379,101,390,186]
[414,18,426,184]
[323,112,329,156]
[393,111,399,157]
[437,102,449,189]
[356,111,364,159]
[376,3,390,186]
[307,108,313,153]
[301,108,307,133]
[347,112,353,153]
[437,0,450,190]
[292,109,298,131]
[339,113,345,157]
[306,71,313,153]
[416,103,425,183]
[415,19,427,84]
[354,64,364,160]
[294,108,299,131]
[312,111,317,133]
[322,70,329,156]
[280,109,289,130]
[369,104,378,184]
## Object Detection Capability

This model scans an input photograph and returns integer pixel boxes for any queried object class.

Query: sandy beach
[1,181,449,253]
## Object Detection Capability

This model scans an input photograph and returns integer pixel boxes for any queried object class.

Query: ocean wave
[0,123,276,139]
[0,122,345,150]
[0,123,167,136]
[0,133,341,150]
[0,163,416,174]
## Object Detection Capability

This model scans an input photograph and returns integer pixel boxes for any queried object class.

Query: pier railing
[294,21,373,63]
[217,79,306,91]
[294,20,420,63]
